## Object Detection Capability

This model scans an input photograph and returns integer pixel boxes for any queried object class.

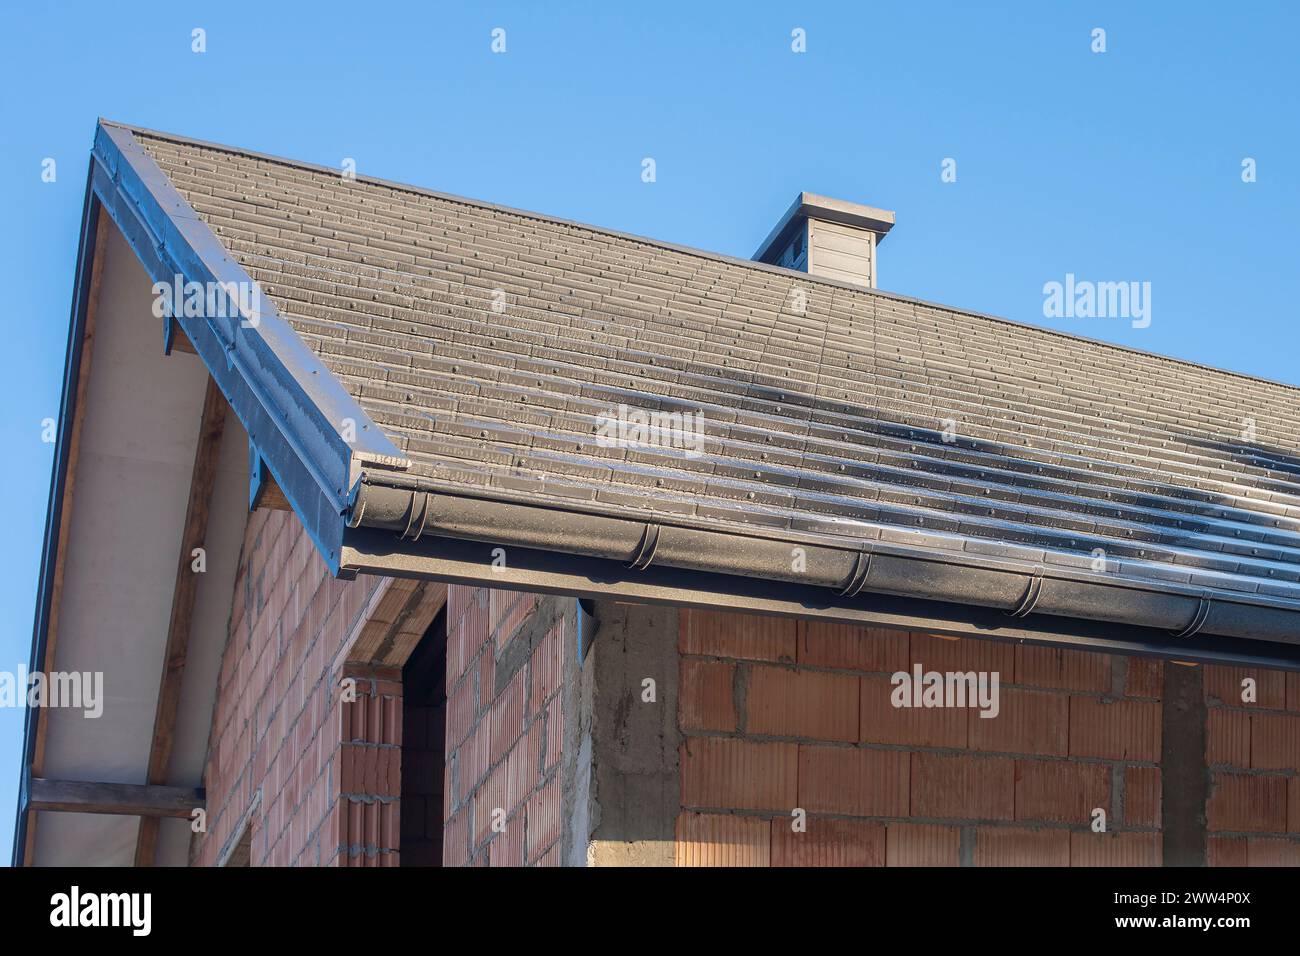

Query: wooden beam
[250,460,293,511]
[134,376,227,866]
[340,578,448,668]
[170,326,197,353]
[30,779,203,819]
[27,209,111,866]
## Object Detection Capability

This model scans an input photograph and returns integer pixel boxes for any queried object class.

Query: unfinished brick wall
[441,585,566,866]
[675,609,1225,866]
[195,508,383,866]
[195,507,443,867]
[1204,665,1300,865]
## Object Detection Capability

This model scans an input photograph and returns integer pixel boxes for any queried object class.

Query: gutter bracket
[627,523,661,571]
[836,547,874,597]
[1172,597,1213,639]
[401,491,433,542]
[1007,569,1045,618]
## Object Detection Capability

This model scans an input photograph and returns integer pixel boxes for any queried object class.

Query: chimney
[752,192,895,289]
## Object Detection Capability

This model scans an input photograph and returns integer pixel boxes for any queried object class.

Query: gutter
[347,479,1300,659]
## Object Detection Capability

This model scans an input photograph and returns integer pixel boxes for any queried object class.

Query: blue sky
[1,1,1296,861]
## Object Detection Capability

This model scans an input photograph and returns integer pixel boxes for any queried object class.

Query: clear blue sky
[1,1,1296,861]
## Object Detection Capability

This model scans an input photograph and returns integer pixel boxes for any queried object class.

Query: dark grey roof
[91,121,1300,655]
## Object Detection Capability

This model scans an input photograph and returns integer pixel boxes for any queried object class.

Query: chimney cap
[753,191,896,264]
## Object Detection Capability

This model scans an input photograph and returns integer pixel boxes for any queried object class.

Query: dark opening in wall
[400,608,447,866]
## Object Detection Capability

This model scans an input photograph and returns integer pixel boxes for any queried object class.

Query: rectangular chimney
[752,192,895,289]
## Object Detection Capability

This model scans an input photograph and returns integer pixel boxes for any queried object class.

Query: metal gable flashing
[90,120,408,571]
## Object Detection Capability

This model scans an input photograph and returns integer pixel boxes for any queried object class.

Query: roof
[67,120,1300,662]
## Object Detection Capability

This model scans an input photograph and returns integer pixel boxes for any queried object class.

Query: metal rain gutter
[346,479,1300,664]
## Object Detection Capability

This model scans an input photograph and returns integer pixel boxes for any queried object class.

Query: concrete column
[562,600,681,866]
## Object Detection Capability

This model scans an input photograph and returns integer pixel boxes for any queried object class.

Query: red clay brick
[1207,772,1287,833]
[1015,645,1110,693]
[747,666,858,741]
[886,823,959,866]
[478,649,496,713]
[533,843,561,867]
[529,622,563,713]
[1246,837,1300,866]
[680,738,797,811]
[504,741,531,816]
[772,817,885,866]
[490,671,526,764]
[675,812,770,866]
[489,589,538,645]
[1207,836,1247,867]
[473,762,508,847]
[1015,760,1110,824]
[1207,709,1251,766]
[974,826,1070,866]
[543,696,562,773]
[1204,665,1286,708]
[679,660,736,732]
[1069,831,1159,866]
[911,632,1014,677]
[1249,713,1300,770]
[679,609,796,662]
[447,584,475,628]
[525,773,561,860]
[968,689,1068,756]
[488,816,525,867]
[798,621,908,672]
[860,675,968,748]
[1124,767,1161,827]
[459,720,491,795]
[447,675,476,749]
[798,745,909,817]
[1068,696,1160,761]
[913,752,1014,820]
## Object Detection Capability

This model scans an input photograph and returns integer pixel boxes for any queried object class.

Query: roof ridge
[104,117,1300,399]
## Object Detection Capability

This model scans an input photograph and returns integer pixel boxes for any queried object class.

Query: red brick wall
[675,609,1252,867]
[195,508,385,866]
[441,585,566,866]
[1204,665,1300,865]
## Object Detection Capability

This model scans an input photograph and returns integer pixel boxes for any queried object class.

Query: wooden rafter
[134,376,227,866]
[31,779,203,819]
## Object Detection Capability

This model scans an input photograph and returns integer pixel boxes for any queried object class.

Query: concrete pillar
[562,600,681,866]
